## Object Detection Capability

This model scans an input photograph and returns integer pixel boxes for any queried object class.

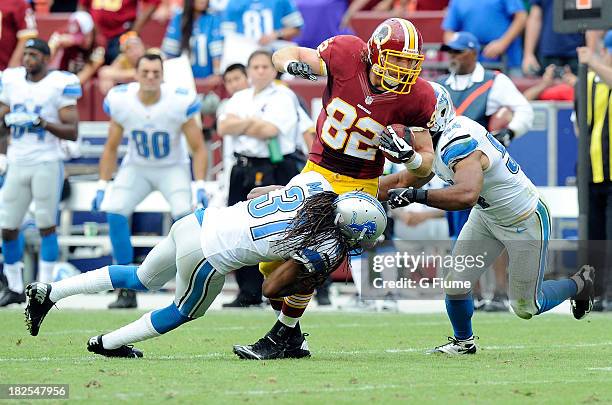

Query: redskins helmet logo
[372,23,392,46]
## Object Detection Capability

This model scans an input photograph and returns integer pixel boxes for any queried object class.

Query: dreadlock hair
[276,191,352,273]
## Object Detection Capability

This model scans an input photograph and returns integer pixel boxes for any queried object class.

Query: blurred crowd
[1,0,610,103]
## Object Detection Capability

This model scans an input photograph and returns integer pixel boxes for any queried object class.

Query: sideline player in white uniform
[24,171,387,358]
[0,38,81,307]
[91,52,209,309]
[381,82,595,355]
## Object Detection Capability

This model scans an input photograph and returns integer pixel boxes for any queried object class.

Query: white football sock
[4,262,24,293]
[102,312,160,349]
[278,312,299,328]
[38,260,55,283]
[49,266,112,302]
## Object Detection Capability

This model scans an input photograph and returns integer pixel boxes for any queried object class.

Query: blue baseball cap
[604,30,612,52]
[440,32,480,53]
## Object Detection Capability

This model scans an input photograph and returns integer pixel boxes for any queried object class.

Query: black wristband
[410,188,428,204]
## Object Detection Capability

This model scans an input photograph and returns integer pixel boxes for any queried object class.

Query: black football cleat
[233,333,286,360]
[87,335,143,358]
[233,322,311,360]
[284,332,311,359]
[0,288,26,307]
[108,289,137,309]
[570,265,595,320]
[24,282,55,336]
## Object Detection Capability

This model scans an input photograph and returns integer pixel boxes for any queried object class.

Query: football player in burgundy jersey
[232,18,438,361]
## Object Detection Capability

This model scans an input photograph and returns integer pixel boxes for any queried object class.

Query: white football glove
[4,112,41,128]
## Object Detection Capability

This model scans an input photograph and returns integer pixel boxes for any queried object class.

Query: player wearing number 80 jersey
[103,82,192,168]
[92,53,208,308]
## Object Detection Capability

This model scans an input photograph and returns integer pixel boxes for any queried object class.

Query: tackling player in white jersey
[0,38,81,307]
[381,82,595,355]
[91,52,209,309]
[24,171,387,358]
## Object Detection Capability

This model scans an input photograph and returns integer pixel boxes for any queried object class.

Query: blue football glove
[4,112,41,128]
[0,174,4,189]
[196,187,209,209]
[91,189,105,212]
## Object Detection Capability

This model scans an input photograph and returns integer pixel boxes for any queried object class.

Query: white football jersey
[201,171,340,274]
[433,116,539,226]
[0,67,81,164]
[103,82,201,167]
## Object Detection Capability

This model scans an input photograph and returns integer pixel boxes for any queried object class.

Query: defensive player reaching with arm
[382,83,595,355]
[91,52,208,309]
[24,172,386,358]
[234,18,437,360]
[0,39,81,307]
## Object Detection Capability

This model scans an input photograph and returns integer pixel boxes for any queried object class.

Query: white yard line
[3,341,611,363]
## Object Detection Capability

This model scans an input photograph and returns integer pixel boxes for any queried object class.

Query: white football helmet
[428,81,456,133]
[333,191,387,248]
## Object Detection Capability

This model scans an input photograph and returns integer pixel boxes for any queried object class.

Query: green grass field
[1,309,611,404]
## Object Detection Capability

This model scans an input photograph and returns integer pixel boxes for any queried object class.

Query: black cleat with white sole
[426,336,477,355]
[570,265,595,320]
[24,282,55,336]
[87,335,143,358]
[233,321,311,360]
[233,333,286,360]
[284,332,311,359]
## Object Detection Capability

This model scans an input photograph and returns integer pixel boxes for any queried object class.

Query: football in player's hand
[380,124,412,164]
[488,107,513,132]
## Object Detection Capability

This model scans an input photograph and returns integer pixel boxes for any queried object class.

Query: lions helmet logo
[347,212,378,240]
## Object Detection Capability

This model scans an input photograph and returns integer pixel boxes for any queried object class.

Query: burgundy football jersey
[80,0,161,39]
[0,0,37,70]
[309,35,436,179]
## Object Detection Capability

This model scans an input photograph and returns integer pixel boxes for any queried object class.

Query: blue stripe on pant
[534,200,578,314]
[533,200,550,313]
[178,260,214,317]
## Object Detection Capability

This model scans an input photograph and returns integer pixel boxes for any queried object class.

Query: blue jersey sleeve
[62,82,82,99]
[505,0,526,15]
[209,15,223,59]
[441,0,461,32]
[185,94,202,119]
[220,1,242,36]
[57,72,82,108]
[162,12,183,57]
[278,0,304,29]
[103,84,129,118]
[440,135,479,169]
